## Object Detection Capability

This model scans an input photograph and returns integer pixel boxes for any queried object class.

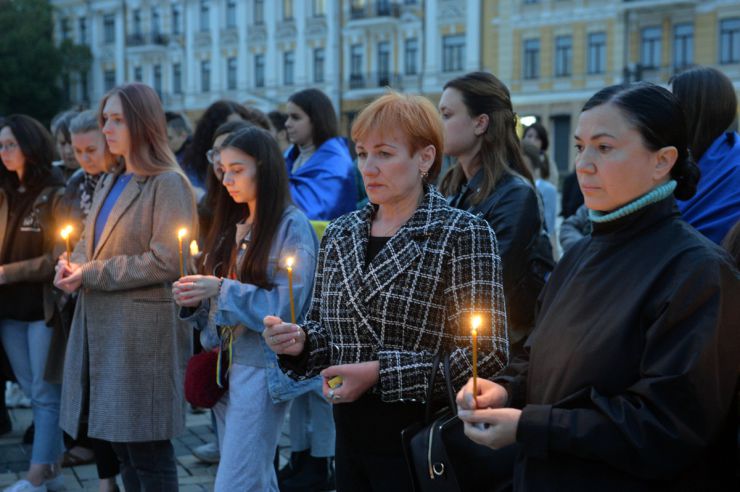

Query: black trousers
[111,440,178,492]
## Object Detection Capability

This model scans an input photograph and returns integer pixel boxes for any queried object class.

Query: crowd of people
[0,65,737,492]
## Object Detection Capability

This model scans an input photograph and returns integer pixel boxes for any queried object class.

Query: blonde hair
[351,91,444,181]
[98,83,183,177]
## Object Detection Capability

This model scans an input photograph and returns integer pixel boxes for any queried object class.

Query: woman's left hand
[172,275,220,307]
[457,407,522,449]
[320,361,380,404]
[55,266,83,294]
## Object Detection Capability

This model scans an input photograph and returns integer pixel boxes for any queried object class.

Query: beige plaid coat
[60,167,197,442]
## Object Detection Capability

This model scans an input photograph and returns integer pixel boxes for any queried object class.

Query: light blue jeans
[288,387,335,457]
[213,363,289,492]
[0,319,63,464]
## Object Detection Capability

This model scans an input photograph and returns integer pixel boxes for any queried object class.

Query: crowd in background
[0,64,738,492]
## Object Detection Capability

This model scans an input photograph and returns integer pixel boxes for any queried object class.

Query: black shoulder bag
[401,353,506,492]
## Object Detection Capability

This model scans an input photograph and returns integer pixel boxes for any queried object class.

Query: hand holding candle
[471,315,481,406]
[177,228,187,277]
[286,256,296,324]
[60,225,73,263]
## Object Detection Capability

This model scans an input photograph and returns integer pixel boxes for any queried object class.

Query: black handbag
[401,353,506,492]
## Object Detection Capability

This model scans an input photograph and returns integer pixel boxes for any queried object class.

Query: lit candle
[286,256,296,324]
[471,315,482,404]
[60,225,73,263]
[177,228,187,277]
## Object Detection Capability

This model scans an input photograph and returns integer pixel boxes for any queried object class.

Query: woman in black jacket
[439,71,552,350]
[456,82,740,491]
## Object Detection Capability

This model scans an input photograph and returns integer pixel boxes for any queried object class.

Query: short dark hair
[287,88,338,149]
[582,82,700,201]
[0,114,55,189]
[268,110,287,132]
[524,122,549,152]
[51,110,79,143]
[165,111,191,134]
[670,66,738,162]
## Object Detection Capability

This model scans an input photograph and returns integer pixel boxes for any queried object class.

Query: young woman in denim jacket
[173,127,320,492]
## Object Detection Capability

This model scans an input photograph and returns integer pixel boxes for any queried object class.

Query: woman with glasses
[54,83,197,491]
[0,114,66,492]
[173,127,319,491]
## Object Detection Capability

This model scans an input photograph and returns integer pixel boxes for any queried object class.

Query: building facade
[51,0,740,171]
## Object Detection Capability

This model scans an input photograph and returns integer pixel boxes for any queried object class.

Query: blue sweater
[677,132,740,244]
[285,137,357,220]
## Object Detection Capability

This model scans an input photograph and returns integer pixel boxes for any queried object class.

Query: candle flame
[471,315,482,335]
[60,225,73,240]
[177,228,187,240]
[286,256,295,269]
[189,240,199,256]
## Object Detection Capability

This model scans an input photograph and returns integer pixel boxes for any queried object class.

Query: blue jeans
[0,319,63,464]
[111,440,178,492]
[288,387,335,457]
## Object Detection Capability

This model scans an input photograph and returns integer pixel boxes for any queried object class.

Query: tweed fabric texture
[283,186,509,402]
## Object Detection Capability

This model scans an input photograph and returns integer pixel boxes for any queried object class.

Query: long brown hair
[201,127,291,289]
[440,72,533,205]
[97,83,183,176]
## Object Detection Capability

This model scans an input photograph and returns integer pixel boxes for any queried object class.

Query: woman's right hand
[54,256,80,291]
[263,315,306,356]
[456,377,508,410]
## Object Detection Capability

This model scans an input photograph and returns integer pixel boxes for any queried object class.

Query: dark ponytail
[582,82,700,200]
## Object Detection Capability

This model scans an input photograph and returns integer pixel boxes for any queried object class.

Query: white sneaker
[5,383,30,408]
[3,479,46,492]
[192,442,220,464]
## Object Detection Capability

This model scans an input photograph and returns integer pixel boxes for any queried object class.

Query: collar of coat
[333,184,448,239]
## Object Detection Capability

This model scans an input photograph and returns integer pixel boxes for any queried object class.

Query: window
[104,70,116,91]
[523,38,540,79]
[254,54,265,87]
[200,0,210,31]
[587,32,606,74]
[673,23,693,69]
[172,5,181,35]
[554,35,572,77]
[103,14,115,44]
[201,60,211,92]
[254,0,264,25]
[132,9,141,35]
[151,8,161,35]
[405,38,418,75]
[442,34,465,72]
[283,51,295,85]
[173,63,182,94]
[134,66,142,82]
[313,0,326,16]
[226,0,237,27]
[283,0,293,20]
[314,48,325,83]
[377,0,392,16]
[227,57,237,90]
[378,41,391,85]
[641,26,662,69]
[61,18,71,40]
[153,64,162,97]
[78,17,87,44]
[720,18,740,64]
[350,44,364,81]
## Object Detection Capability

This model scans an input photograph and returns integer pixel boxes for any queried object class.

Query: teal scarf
[589,180,677,223]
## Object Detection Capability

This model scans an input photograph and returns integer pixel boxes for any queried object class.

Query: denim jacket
[181,205,321,403]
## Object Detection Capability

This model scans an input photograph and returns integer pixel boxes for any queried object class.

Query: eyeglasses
[206,148,225,181]
[0,142,18,152]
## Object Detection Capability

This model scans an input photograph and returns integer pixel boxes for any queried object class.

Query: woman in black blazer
[263,92,509,491]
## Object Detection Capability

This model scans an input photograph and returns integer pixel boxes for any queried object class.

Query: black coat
[448,171,551,342]
[501,196,740,491]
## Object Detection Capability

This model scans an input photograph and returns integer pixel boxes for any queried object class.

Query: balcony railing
[348,72,402,89]
[349,2,401,20]
[126,32,169,47]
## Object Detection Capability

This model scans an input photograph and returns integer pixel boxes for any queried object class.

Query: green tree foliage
[0,0,84,125]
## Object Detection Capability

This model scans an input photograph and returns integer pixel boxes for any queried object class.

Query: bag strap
[423,352,459,423]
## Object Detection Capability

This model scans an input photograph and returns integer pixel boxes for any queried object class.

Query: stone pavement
[0,406,294,491]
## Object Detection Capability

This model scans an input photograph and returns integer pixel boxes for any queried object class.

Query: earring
[420,169,428,179]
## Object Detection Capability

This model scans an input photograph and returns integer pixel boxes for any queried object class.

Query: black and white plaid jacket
[283,186,508,403]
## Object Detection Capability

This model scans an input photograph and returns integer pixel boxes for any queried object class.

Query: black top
[365,235,390,266]
[500,196,740,491]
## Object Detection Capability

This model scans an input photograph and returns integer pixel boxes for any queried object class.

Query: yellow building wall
[572,22,586,88]
[694,12,718,65]
[539,26,553,91]
[482,0,499,74]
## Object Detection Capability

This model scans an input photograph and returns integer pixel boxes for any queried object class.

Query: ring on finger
[333,393,341,400]
[327,389,335,399]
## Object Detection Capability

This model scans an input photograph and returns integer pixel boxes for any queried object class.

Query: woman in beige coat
[55,83,197,492]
